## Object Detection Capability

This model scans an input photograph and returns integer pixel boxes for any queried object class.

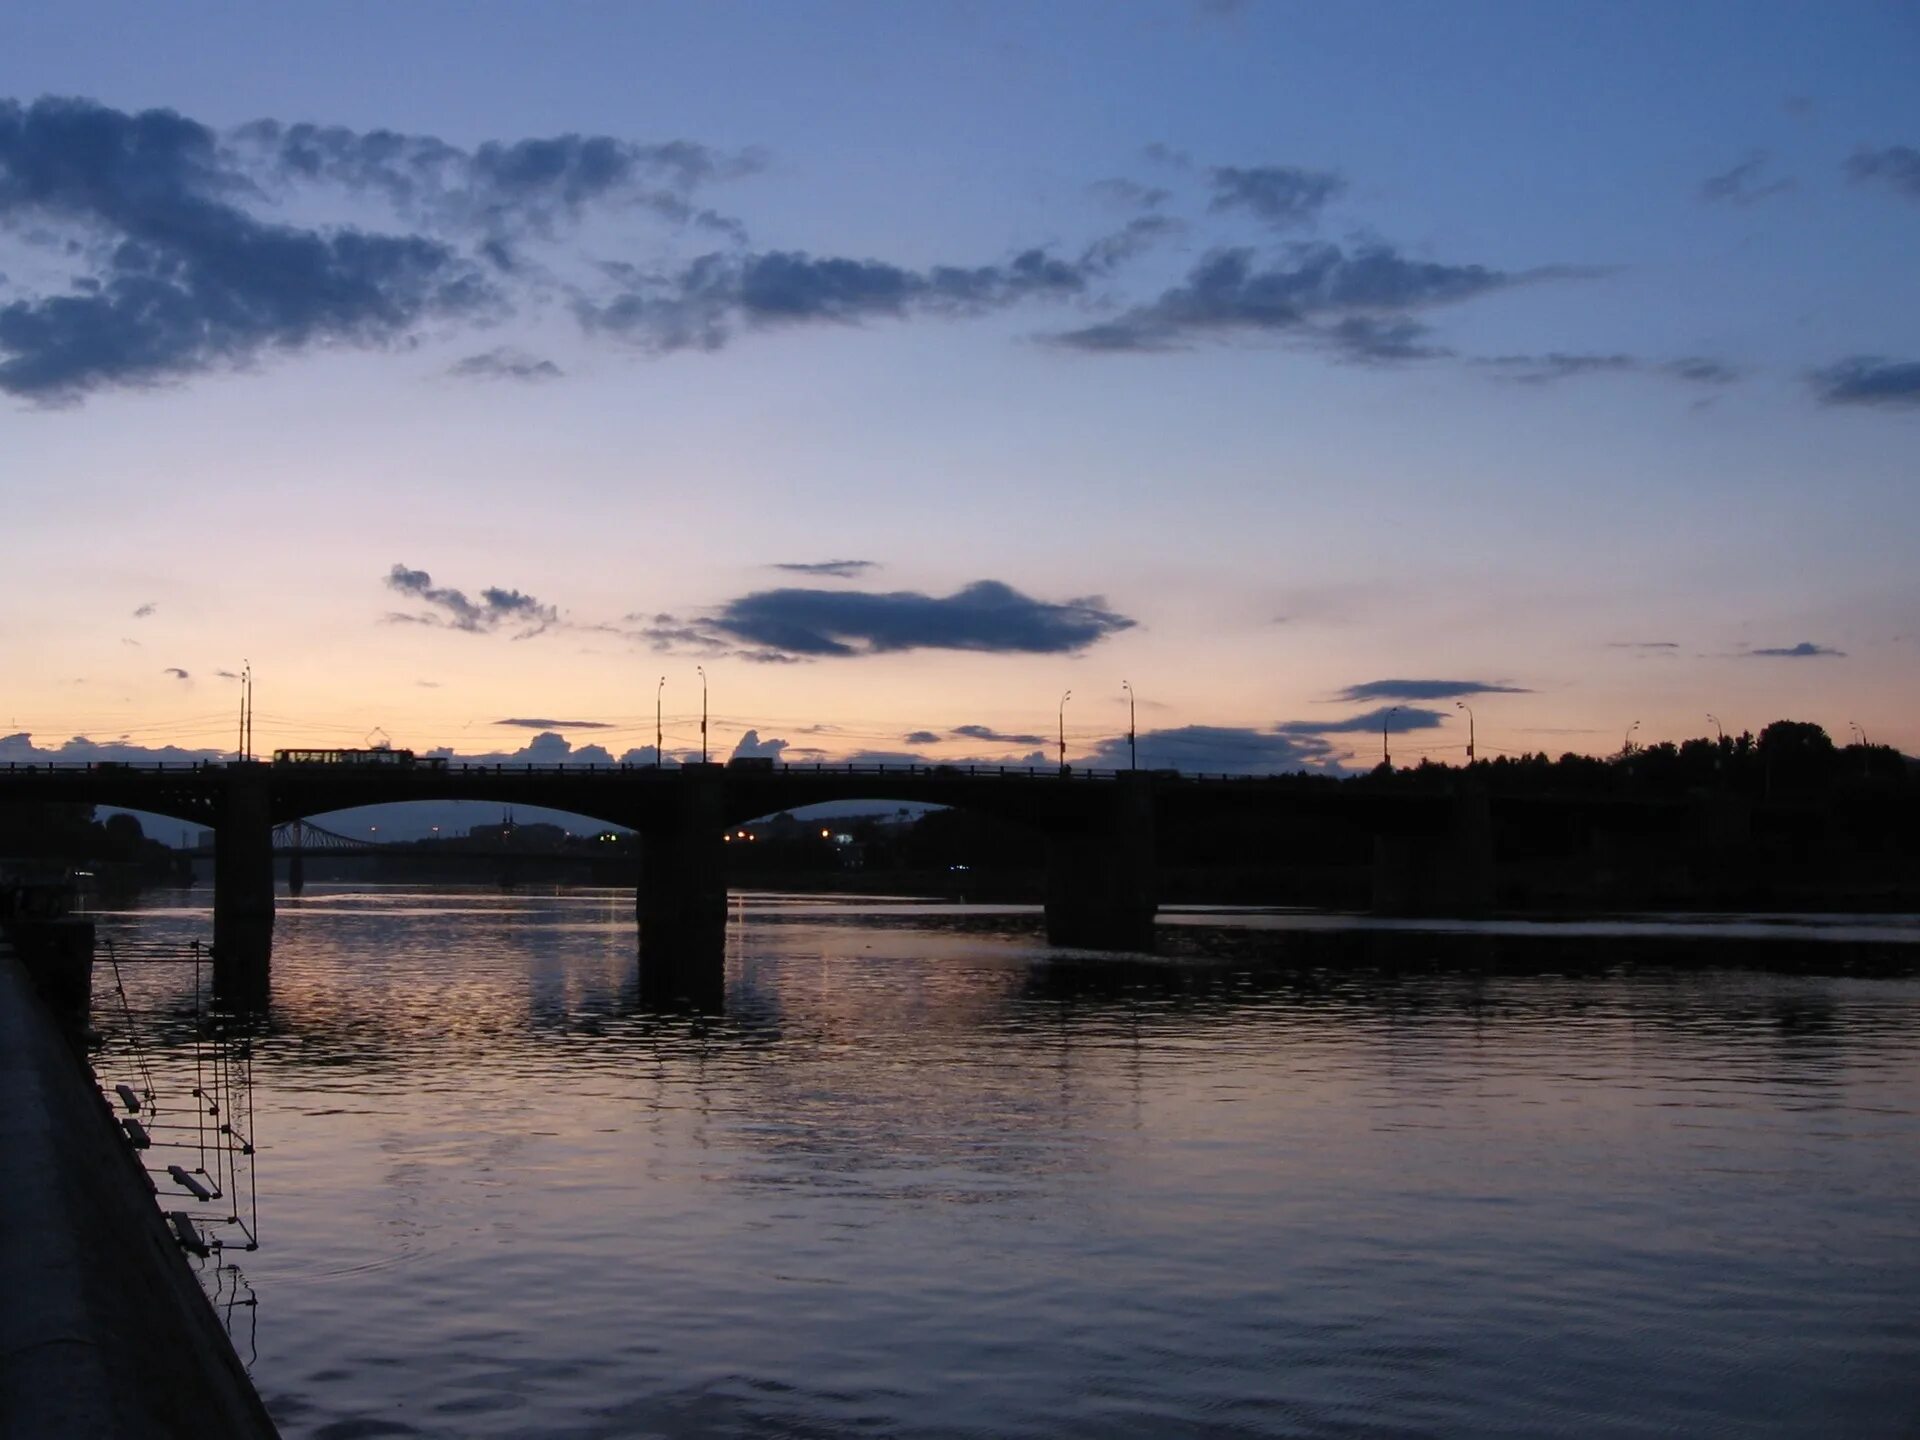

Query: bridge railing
[3,759,1284,783]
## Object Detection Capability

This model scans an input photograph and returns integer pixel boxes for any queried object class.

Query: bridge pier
[636,763,727,1004]
[1044,772,1157,950]
[211,764,273,1005]
[1371,787,1493,916]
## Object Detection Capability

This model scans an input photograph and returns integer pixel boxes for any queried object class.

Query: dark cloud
[161,666,189,680]
[582,246,1092,351]
[233,120,759,237]
[449,347,562,382]
[496,717,614,729]
[1046,243,1557,354]
[132,602,156,618]
[1811,356,1920,408]
[0,97,492,401]
[1078,725,1340,774]
[951,724,1049,746]
[771,559,876,579]
[1608,641,1679,652]
[1744,642,1846,658]
[1699,153,1794,205]
[1321,314,1450,365]
[1276,705,1449,735]
[902,730,941,746]
[1845,145,1920,201]
[384,562,557,636]
[708,580,1134,658]
[1207,165,1345,228]
[213,668,239,679]
[1334,679,1529,703]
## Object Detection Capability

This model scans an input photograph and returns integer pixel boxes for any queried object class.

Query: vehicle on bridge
[271,747,448,771]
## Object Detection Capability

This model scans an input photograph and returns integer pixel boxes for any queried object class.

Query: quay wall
[0,936,279,1439]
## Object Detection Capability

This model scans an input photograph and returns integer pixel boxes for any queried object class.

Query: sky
[3,0,1917,784]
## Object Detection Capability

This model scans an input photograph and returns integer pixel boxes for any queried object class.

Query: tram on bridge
[271,747,448,771]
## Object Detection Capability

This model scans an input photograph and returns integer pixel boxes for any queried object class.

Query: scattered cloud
[384,563,557,636]
[771,559,876,579]
[132,602,156,619]
[1699,152,1794,205]
[449,347,562,382]
[1078,724,1341,774]
[951,723,1048,746]
[1,731,225,765]
[1810,356,1920,408]
[581,246,1093,352]
[1743,642,1846,658]
[496,716,614,729]
[234,119,760,234]
[1276,705,1450,735]
[1609,641,1680,655]
[1478,353,1739,387]
[1089,177,1170,212]
[1333,679,1529,703]
[161,666,189,680]
[730,728,789,760]
[1207,165,1345,228]
[1046,243,1576,354]
[708,579,1135,658]
[902,730,941,745]
[1845,145,1920,201]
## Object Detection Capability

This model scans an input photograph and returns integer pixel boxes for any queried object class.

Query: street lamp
[236,660,253,761]
[1624,719,1641,755]
[1456,700,1475,763]
[1058,690,1072,773]
[1707,713,1724,744]
[1122,681,1137,771]
[656,675,666,769]
[1383,705,1400,769]
[697,665,708,764]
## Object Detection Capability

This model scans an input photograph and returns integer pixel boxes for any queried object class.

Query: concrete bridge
[3,757,1675,999]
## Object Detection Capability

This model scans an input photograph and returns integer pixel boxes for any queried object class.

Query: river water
[92,887,1920,1439]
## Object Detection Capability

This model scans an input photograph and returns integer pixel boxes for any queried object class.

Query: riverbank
[0,934,278,1439]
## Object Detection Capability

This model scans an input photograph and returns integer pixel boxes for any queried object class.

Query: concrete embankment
[0,935,279,1439]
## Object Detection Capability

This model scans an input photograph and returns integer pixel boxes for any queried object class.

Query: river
[90,887,1920,1438]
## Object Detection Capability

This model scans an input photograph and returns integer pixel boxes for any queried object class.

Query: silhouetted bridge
[1,758,1708,1000]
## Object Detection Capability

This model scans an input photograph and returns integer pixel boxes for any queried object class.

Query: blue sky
[3,1,1916,783]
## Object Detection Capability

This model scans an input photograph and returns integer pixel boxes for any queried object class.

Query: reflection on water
[95,887,1920,1438]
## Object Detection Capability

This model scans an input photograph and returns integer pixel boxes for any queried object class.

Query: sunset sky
[4,2,1917,779]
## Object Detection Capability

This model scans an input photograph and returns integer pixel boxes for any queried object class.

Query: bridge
[2,757,1700,1001]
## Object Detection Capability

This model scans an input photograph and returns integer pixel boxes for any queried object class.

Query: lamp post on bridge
[656,675,666,769]
[1383,705,1399,770]
[1456,700,1475,763]
[697,665,708,764]
[1058,690,1071,774]
[1122,680,1137,771]
[236,660,254,761]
